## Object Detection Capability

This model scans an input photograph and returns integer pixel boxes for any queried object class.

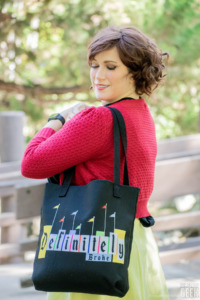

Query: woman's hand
[44,102,91,132]
[60,102,91,122]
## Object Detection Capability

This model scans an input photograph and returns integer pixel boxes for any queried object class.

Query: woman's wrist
[44,111,71,132]
[44,119,63,132]
[43,102,90,132]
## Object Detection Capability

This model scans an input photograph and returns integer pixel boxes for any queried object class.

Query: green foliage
[0,0,200,140]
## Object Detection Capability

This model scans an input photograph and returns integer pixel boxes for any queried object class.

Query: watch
[48,113,65,125]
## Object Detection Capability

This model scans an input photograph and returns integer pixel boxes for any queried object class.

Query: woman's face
[90,47,137,105]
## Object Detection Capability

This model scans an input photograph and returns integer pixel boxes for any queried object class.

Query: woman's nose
[95,67,106,80]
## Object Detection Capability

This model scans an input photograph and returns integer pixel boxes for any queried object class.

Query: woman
[21,26,169,300]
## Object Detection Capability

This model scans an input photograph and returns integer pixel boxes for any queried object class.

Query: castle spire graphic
[59,217,65,230]
[71,210,78,231]
[88,217,95,235]
[50,204,60,234]
[109,212,116,232]
[76,223,82,235]
[102,204,107,234]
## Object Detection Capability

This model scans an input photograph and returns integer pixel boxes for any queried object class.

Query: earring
[89,86,93,91]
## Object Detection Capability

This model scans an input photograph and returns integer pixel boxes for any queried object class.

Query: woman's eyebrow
[92,59,118,63]
[103,60,118,63]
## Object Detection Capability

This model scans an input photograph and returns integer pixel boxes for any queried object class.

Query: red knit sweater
[21,98,157,218]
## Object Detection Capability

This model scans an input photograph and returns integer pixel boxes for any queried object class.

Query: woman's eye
[107,66,116,70]
[90,65,116,70]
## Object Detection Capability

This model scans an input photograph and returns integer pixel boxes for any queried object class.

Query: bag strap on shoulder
[107,107,129,186]
[107,107,130,197]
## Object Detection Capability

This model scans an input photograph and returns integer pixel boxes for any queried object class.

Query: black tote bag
[32,107,140,298]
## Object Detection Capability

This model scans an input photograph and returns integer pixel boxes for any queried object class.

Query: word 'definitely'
[39,226,126,264]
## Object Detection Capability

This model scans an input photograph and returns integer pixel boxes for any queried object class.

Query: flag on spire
[88,217,95,222]
[59,217,64,222]
[53,205,60,209]
[110,213,116,218]
[102,204,107,209]
[71,210,78,216]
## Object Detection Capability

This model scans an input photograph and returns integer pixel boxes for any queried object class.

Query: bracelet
[48,113,65,125]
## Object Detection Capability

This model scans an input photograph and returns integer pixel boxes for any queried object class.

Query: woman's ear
[130,74,135,84]
[127,71,134,83]
[129,74,136,88]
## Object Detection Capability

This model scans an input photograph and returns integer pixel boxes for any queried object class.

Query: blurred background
[0,0,200,140]
[0,1,200,299]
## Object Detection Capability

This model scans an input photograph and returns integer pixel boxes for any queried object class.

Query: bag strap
[107,107,129,197]
[107,107,129,186]
[59,166,75,197]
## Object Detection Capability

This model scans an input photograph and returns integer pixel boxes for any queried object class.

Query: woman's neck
[101,95,141,106]
[103,96,142,107]
[101,92,140,106]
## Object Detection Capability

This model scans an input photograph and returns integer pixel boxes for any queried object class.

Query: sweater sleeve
[21,106,112,179]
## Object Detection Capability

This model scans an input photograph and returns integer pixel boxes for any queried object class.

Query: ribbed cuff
[135,203,150,219]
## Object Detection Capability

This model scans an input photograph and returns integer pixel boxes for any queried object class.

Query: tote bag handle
[108,107,129,186]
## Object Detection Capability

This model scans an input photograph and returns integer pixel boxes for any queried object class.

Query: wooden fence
[0,134,200,265]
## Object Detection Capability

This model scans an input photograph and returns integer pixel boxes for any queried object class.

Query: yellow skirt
[46,219,169,300]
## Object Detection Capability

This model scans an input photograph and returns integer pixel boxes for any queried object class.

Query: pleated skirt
[46,219,169,300]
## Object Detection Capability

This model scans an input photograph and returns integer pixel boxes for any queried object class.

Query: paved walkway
[0,263,45,300]
[164,259,200,299]
[0,259,200,300]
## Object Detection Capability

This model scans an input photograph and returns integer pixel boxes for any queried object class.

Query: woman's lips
[95,84,109,91]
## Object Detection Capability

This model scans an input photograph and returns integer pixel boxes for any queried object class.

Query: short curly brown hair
[88,26,169,96]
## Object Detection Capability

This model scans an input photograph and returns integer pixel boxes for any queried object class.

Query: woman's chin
[95,94,110,102]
